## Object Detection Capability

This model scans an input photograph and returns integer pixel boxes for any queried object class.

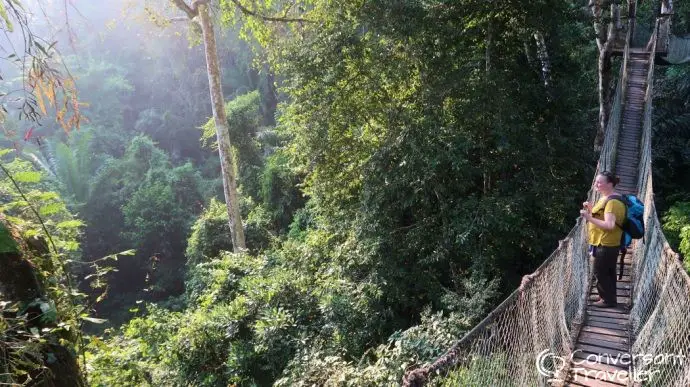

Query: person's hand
[580,209,591,221]
[582,201,591,212]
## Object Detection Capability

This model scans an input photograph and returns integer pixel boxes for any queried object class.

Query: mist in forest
[0,0,270,326]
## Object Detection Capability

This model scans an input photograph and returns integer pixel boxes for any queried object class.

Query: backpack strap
[600,194,626,230]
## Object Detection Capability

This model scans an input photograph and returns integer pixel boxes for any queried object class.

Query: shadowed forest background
[2,0,690,385]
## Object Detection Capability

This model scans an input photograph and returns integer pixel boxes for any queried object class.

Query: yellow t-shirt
[587,196,626,247]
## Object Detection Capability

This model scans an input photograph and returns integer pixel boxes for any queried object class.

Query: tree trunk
[197,2,247,251]
[591,0,615,152]
[485,19,493,74]
[595,47,613,151]
[261,64,278,126]
[533,31,553,100]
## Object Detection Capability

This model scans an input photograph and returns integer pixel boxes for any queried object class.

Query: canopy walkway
[403,6,690,387]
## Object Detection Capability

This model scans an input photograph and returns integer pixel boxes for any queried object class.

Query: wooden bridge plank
[585,304,630,315]
[591,283,630,290]
[616,160,637,167]
[579,331,629,345]
[587,310,630,320]
[577,336,629,352]
[615,161,638,167]
[572,350,630,369]
[588,309,630,319]
[617,143,640,149]
[617,136,640,143]
[587,315,629,326]
[568,369,629,387]
[581,326,628,338]
[588,290,630,299]
[615,167,637,173]
[569,367,629,386]
[586,301,631,310]
[590,283,632,291]
[617,140,640,146]
[573,347,628,365]
[616,172,636,177]
[572,354,631,373]
[587,268,631,278]
[586,319,629,331]
[616,157,639,163]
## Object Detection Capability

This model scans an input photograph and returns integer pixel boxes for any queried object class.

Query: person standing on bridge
[580,171,626,308]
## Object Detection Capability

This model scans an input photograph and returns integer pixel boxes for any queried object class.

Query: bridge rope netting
[403,15,690,387]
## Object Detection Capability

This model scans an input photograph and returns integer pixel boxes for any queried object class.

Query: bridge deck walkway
[564,50,649,387]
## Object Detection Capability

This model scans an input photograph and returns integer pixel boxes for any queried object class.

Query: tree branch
[171,0,198,19]
[229,0,312,23]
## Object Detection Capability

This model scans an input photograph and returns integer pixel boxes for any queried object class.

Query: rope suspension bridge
[403,2,690,386]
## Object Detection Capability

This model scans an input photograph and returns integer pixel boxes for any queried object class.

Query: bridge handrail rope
[400,11,690,387]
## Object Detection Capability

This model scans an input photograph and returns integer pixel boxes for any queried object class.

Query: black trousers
[593,246,620,306]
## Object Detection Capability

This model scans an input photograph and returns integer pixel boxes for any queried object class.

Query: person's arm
[586,212,617,231]
[580,203,617,230]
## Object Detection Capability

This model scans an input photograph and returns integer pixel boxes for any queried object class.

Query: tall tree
[590,0,619,151]
[171,0,246,251]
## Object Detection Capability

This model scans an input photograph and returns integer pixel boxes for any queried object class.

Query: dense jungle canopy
[2,0,690,385]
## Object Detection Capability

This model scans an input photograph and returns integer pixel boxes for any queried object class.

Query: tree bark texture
[197,2,247,251]
[533,31,553,100]
[485,19,493,74]
[0,217,85,387]
[591,0,616,151]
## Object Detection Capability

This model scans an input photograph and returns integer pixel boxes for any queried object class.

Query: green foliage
[671,0,690,35]
[186,195,274,264]
[85,305,183,387]
[0,222,18,253]
[74,134,209,319]
[202,91,267,202]
[89,251,320,385]
[438,354,514,386]
[52,130,95,207]
[244,201,274,252]
[226,0,595,354]
[185,251,263,308]
[261,151,305,233]
[61,57,134,132]
[116,137,205,294]
[0,150,88,385]
[274,309,476,386]
[653,63,690,210]
[662,201,690,272]
[170,301,252,386]
[186,198,233,266]
[0,153,82,255]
